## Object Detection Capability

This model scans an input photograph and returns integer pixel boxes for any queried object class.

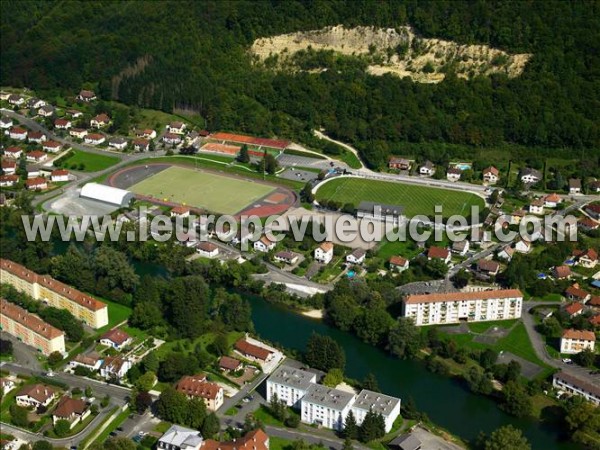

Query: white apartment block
[267,365,316,409]
[351,389,401,433]
[553,372,600,406]
[402,289,523,326]
[560,329,596,354]
[301,384,355,432]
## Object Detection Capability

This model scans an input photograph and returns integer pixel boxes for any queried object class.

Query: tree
[465,366,493,395]
[186,397,207,429]
[104,437,137,450]
[262,154,278,175]
[142,351,160,373]
[238,144,250,163]
[358,409,385,442]
[575,349,595,368]
[305,333,345,371]
[388,318,423,359]
[343,410,358,439]
[269,393,287,421]
[484,425,531,450]
[362,373,380,392]
[10,404,29,427]
[85,386,93,397]
[136,371,157,392]
[54,419,71,437]
[155,387,189,425]
[101,394,110,407]
[134,391,153,414]
[0,339,13,356]
[501,381,532,418]
[47,351,63,367]
[201,413,220,439]
[158,352,198,382]
[479,349,498,370]
[168,276,209,339]
[322,368,344,387]
[505,360,521,382]
[218,293,252,331]
[32,441,53,450]
[285,414,300,428]
[342,437,354,450]
[451,269,471,288]
[326,294,359,332]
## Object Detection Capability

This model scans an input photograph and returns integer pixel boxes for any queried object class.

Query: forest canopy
[1,0,598,167]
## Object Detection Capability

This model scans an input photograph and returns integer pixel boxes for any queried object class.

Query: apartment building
[553,372,600,406]
[267,365,316,408]
[0,259,108,328]
[300,384,355,432]
[402,289,523,326]
[176,375,224,411]
[560,329,596,354]
[0,299,65,355]
[351,389,401,433]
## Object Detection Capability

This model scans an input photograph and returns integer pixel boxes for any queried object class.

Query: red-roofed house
[4,146,23,158]
[52,396,90,427]
[168,122,186,134]
[0,174,19,187]
[196,242,219,258]
[133,139,150,152]
[589,315,600,328]
[51,170,70,182]
[1,160,16,174]
[25,177,48,190]
[69,128,88,139]
[77,90,97,102]
[389,256,409,272]
[16,384,56,408]
[560,329,595,354]
[91,114,110,128]
[544,193,562,208]
[565,285,591,303]
[176,375,224,411]
[26,150,48,163]
[477,259,500,276]
[235,338,273,363]
[314,241,334,264]
[254,236,276,253]
[100,356,132,380]
[553,265,572,280]
[42,140,61,153]
[84,133,106,145]
[27,130,46,143]
[219,356,242,372]
[563,303,584,318]
[578,249,598,269]
[427,247,451,264]
[202,429,270,450]
[54,118,72,130]
[9,127,27,140]
[170,206,190,218]
[163,133,182,145]
[99,329,132,350]
[585,203,600,220]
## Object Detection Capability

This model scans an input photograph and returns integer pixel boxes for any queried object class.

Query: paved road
[2,334,43,371]
[266,425,368,450]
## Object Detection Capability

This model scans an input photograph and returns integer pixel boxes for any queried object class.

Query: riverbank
[301,309,324,319]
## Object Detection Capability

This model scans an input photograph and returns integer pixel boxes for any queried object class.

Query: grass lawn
[95,299,132,336]
[60,150,120,172]
[90,407,130,446]
[252,405,299,427]
[154,421,172,433]
[267,436,297,450]
[468,319,518,333]
[129,165,276,214]
[339,150,363,169]
[316,177,484,218]
[376,239,421,260]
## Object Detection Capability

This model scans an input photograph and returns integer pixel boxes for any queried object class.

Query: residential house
[477,259,500,276]
[446,167,462,182]
[91,114,110,128]
[510,209,526,225]
[218,356,242,373]
[267,365,316,409]
[170,205,190,218]
[7,94,25,106]
[388,434,422,450]
[67,109,83,118]
[451,240,469,256]
[388,157,410,170]
[402,289,523,326]
[565,285,591,303]
[427,246,451,264]
[314,242,334,264]
[176,375,224,411]
[563,302,584,318]
[3,146,22,158]
[84,133,106,145]
[26,150,48,163]
[38,105,55,117]
[553,372,600,406]
[0,117,13,129]
[419,161,435,176]
[100,356,132,380]
[69,128,88,139]
[77,90,96,102]
[52,396,89,427]
[2,160,16,174]
[560,329,595,354]
[300,384,355,431]
[0,378,15,393]
[25,177,48,190]
[590,315,600,328]
[16,384,56,408]
[50,170,70,183]
[356,201,404,226]
[26,167,41,179]
[9,127,27,140]
[27,130,46,144]
[27,98,45,109]
[528,199,544,215]
[201,429,269,450]
[569,179,582,195]
[163,133,182,145]
[589,296,600,309]
[520,168,542,184]
[157,425,204,450]
[584,203,600,220]
[108,137,127,150]
[346,248,366,265]
[254,235,276,253]
[0,175,19,187]
[389,256,409,272]
[234,338,273,363]
[54,118,72,130]
[196,242,219,258]
[544,193,562,208]
[578,217,599,231]
[351,389,401,434]
[168,121,186,134]
[42,141,61,153]
[99,328,132,350]
[133,139,150,152]
[578,249,598,268]
[589,180,600,193]
[135,129,157,139]
[553,265,572,280]
[515,239,532,253]
[69,353,102,372]
[274,251,299,265]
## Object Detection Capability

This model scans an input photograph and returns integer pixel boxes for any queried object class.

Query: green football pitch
[316,177,485,218]
[129,166,275,214]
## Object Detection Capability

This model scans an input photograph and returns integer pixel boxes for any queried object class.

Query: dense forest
[1,1,599,168]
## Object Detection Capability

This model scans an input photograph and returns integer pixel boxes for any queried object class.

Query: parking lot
[278,167,319,183]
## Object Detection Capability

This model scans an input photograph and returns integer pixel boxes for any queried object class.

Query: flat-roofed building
[0,299,65,355]
[351,389,401,433]
[402,289,523,326]
[301,384,355,431]
[356,201,404,226]
[553,372,600,406]
[0,259,108,329]
[267,365,316,408]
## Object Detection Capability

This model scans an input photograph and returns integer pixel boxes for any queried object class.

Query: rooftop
[405,289,523,305]
[268,365,315,391]
[357,201,404,216]
[1,299,64,340]
[562,328,595,341]
[303,383,355,410]
[353,389,400,416]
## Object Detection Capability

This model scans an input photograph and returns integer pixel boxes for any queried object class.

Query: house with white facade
[91,114,110,128]
[3,146,23,158]
[168,121,186,134]
[99,328,132,350]
[356,201,404,227]
[389,256,409,272]
[543,193,562,208]
[52,396,90,428]
[254,236,276,253]
[51,170,70,182]
[419,161,435,176]
[267,365,316,409]
[402,289,523,326]
[427,246,451,264]
[451,240,470,256]
[84,133,106,145]
[15,384,56,408]
[346,248,366,265]
[43,141,61,153]
[0,117,13,129]
[529,199,544,215]
[446,167,462,182]
[569,178,582,195]
[197,242,219,258]
[100,356,132,380]
[515,239,532,253]
[54,118,72,130]
[560,329,595,354]
[69,128,88,139]
[553,372,600,406]
[69,353,103,372]
[314,242,334,264]
[483,166,499,184]
[351,390,401,434]
[301,384,355,432]
[157,425,203,450]
[108,137,128,150]
[163,133,182,145]
[274,251,299,265]
[520,168,542,184]
[9,127,27,140]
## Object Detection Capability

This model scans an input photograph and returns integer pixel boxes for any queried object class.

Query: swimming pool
[454,163,472,170]
[347,270,356,278]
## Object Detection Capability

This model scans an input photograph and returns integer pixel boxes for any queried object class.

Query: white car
[562,358,572,364]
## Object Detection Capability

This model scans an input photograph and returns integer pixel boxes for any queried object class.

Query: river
[248,295,572,450]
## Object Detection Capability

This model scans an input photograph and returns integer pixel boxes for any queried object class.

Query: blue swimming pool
[347,270,356,278]
[455,163,472,170]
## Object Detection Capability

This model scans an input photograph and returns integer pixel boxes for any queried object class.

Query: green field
[60,150,120,172]
[130,166,275,214]
[316,177,485,218]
